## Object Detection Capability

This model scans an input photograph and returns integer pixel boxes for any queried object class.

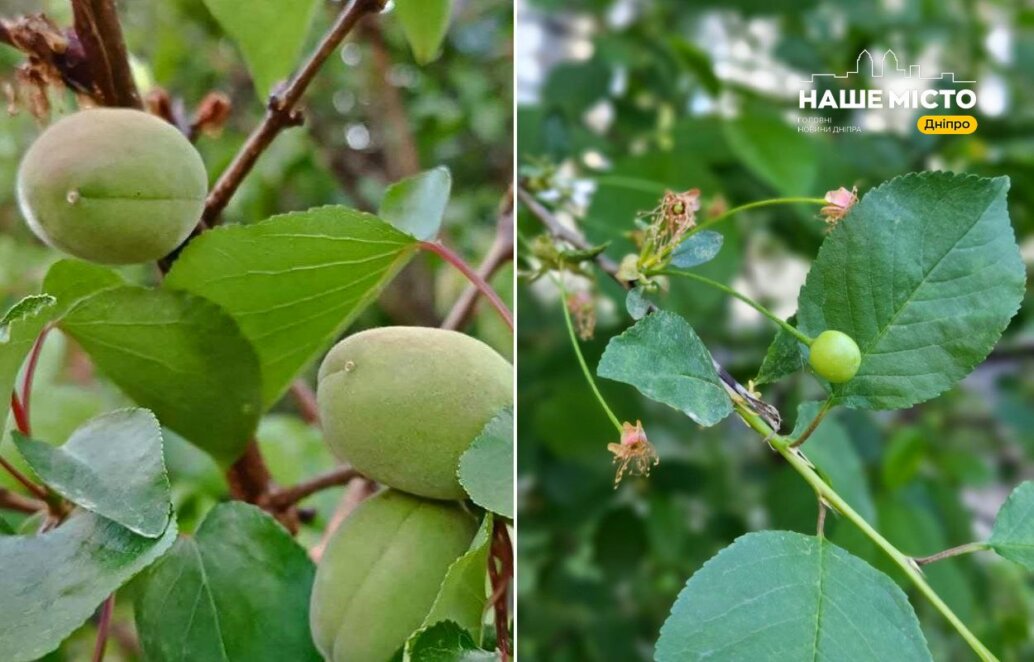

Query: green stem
[554,277,623,433]
[789,398,832,448]
[692,196,828,235]
[655,269,813,345]
[733,401,999,662]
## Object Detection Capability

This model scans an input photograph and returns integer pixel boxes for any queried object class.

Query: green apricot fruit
[809,330,862,383]
[310,489,479,662]
[17,108,207,264]
[317,326,512,500]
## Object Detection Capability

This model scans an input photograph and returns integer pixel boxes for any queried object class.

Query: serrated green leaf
[458,408,513,519]
[671,230,723,268]
[164,206,417,406]
[989,481,1034,571]
[598,311,732,427]
[798,172,1025,410]
[202,0,319,98]
[423,515,493,642]
[380,166,452,241]
[656,531,931,661]
[723,109,816,196]
[134,502,319,662]
[755,314,806,385]
[404,620,495,662]
[0,511,177,662]
[59,287,263,466]
[13,409,171,537]
[394,0,453,64]
[793,402,875,524]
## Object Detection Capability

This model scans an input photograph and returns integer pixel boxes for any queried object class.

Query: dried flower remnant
[566,291,596,340]
[607,420,659,487]
[820,186,858,227]
[636,188,702,270]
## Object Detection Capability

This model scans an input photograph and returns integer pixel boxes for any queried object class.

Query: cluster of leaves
[517,1,1034,660]
[0,0,513,660]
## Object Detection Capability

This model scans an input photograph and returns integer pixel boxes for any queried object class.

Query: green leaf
[41,259,124,318]
[202,0,319,98]
[625,287,653,321]
[723,109,816,196]
[793,402,876,524]
[798,172,1025,410]
[989,481,1034,571]
[394,0,453,64]
[423,515,493,641]
[59,287,263,466]
[134,502,319,662]
[12,409,171,538]
[0,516,12,535]
[656,531,931,661]
[671,231,723,268]
[598,311,732,427]
[0,295,56,435]
[0,511,177,662]
[379,166,452,241]
[403,620,495,662]
[164,206,417,406]
[458,407,514,519]
[755,314,807,385]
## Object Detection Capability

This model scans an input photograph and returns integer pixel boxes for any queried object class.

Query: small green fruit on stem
[17,108,207,264]
[317,326,513,500]
[808,330,861,383]
[310,490,479,662]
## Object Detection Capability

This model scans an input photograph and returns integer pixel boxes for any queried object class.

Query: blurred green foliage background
[0,0,511,658]
[517,1,1034,660]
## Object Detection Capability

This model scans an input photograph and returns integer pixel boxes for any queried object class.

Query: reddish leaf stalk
[488,519,513,661]
[91,594,115,662]
[20,323,52,426]
[419,241,514,332]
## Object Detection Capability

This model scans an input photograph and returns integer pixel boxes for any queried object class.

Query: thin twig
[914,542,990,566]
[289,380,321,426]
[91,594,115,662]
[420,240,514,331]
[789,398,832,448]
[199,0,387,229]
[268,466,362,509]
[70,0,141,108]
[0,487,45,513]
[442,186,515,331]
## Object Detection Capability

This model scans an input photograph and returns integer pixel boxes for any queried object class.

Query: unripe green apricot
[17,108,207,264]
[317,326,512,500]
[809,330,862,383]
[310,489,479,662]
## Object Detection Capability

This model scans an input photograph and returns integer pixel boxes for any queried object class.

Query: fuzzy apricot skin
[309,490,479,662]
[808,330,862,384]
[17,108,207,264]
[317,326,513,500]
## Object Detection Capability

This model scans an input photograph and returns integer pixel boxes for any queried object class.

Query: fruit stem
[689,196,828,236]
[419,240,514,332]
[732,400,1000,662]
[553,276,623,433]
[654,269,813,345]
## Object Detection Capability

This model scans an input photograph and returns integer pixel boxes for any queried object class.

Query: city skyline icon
[800,49,975,84]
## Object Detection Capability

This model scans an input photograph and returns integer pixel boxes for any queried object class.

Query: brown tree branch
[268,466,362,509]
[488,519,513,661]
[0,487,45,514]
[290,380,321,426]
[70,0,141,108]
[200,0,387,229]
[441,186,515,331]
[517,187,784,431]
